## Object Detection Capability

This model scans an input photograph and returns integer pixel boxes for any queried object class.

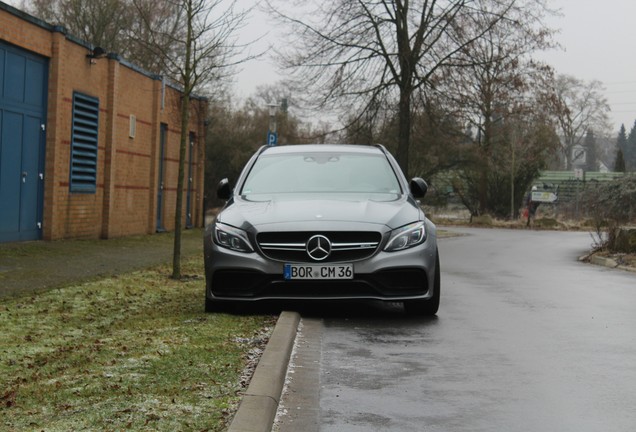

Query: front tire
[404,251,440,316]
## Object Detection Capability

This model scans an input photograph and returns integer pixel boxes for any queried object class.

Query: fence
[533,171,631,221]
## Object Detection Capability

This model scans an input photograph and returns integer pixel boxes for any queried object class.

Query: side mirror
[410,177,428,198]
[217,178,231,200]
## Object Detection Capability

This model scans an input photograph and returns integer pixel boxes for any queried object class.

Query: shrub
[471,214,493,226]
[534,217,560,229]
[584,176,636,251]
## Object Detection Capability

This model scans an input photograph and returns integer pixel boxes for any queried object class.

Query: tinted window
[241,152,401,196]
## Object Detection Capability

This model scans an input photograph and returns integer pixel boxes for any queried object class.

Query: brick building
[0,2,207,242]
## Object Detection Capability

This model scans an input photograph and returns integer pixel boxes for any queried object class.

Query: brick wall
[0,2,207,240]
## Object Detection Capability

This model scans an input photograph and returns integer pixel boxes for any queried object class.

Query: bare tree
[133,0,251,89]
[28,0,132,49]
[550,75,611,170]
[267,0,547,177]
[124,0,185,73]
[27,0,181,73]
[435,0,556,213]
[134,0,252,279]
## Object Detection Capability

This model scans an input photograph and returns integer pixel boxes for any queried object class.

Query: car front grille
[256,231,382,263]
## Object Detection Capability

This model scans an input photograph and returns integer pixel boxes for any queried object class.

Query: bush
[615,228,636,253]
[534,217,560,229]
[584,175,636,251]
[471,214,493,226]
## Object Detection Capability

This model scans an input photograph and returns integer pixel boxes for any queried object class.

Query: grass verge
[0,255,276,431]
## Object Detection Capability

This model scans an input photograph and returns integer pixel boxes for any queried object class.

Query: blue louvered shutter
[70,92,99,193]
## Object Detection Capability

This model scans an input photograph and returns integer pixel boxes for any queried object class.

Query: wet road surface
[276,228,636,432]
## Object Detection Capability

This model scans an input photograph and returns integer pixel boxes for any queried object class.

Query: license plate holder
[284,263,353,280]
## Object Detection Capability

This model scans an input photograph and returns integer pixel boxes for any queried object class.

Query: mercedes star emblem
[306,235,331,261]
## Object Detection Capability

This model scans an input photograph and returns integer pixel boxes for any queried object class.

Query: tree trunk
[478,117,492,215]
[172,93,191,279]
[172,2,194,280]
[397,86,412,178]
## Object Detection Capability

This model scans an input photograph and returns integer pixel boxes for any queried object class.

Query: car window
[240,152,402,196]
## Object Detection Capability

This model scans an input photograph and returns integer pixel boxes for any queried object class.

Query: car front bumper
[204,224,438,302]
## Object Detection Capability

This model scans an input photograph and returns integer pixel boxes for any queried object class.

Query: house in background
[0,1,207,243]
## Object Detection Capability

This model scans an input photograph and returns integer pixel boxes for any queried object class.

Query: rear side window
[241,152,401,195]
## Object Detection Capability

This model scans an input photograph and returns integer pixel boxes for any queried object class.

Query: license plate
[284,263,353,280]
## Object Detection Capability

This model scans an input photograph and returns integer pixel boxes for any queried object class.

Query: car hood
[217,194,422,231]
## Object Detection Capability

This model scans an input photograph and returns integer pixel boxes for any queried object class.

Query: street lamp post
[267,102,278,146]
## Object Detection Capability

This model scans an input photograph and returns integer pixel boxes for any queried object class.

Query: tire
[404,251,440,316]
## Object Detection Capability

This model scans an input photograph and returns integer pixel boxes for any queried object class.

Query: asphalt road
[276,227,636,432]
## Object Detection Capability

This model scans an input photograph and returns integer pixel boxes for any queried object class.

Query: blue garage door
[0,42,48,243]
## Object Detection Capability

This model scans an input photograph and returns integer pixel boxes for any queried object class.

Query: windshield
[240,152,402,196]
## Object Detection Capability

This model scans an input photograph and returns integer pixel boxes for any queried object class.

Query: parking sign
[267,131,278,146]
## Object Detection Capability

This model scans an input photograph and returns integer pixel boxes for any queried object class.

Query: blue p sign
[267,131,278,146]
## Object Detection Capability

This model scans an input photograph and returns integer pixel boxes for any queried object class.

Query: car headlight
[213,223,254,252]
[384,221,426,252]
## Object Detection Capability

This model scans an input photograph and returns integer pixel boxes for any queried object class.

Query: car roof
[259,144,386,156]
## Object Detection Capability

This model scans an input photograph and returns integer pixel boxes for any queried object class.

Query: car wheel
[404,251,440,316]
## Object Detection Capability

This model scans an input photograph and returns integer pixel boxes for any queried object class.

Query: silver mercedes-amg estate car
[204,144,440,315]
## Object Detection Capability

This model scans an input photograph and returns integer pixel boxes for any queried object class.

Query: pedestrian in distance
[526,186,540,227]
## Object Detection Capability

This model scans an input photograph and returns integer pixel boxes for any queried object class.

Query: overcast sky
[233,0,636,135]
[5,0,634,134]
[537,0,636,134]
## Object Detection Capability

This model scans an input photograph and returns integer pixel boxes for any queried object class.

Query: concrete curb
[228,311,301,432]
[584,255,636,273]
